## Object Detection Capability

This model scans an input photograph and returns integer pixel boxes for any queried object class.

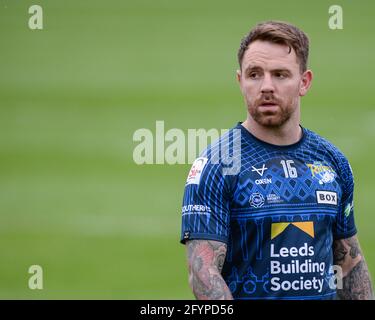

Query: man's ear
[299,70,313,96]
[236,69,241,83]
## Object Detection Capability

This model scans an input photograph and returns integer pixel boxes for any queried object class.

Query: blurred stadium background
[0,0,374,299]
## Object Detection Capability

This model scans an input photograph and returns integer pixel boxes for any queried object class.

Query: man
[180,21,373,300]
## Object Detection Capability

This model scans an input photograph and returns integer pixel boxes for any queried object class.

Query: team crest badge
[306,162,336,185]
[249,192,265,208]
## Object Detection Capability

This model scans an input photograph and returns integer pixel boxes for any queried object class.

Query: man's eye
[275,73,287,79]
[249,73,259,79]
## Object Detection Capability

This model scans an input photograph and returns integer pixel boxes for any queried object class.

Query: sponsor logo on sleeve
[186,157,208,185]
[183,231,190,240]
[344,201,354,217]
[182,205,211,216]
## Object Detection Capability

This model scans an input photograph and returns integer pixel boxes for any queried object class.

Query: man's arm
[186,239,233,300]
[333,235,374,299]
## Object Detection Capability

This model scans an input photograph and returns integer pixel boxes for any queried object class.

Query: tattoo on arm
[333,235,374,300]
[186,240,233,300]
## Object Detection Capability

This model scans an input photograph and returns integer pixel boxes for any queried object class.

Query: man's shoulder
[304,127,348,161]
[189,125,243,181]
[200,125,243,160]
[304,127,353,181]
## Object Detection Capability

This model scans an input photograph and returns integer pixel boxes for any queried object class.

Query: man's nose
[260,73,275,93]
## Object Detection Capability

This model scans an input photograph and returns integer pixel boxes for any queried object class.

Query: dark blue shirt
[180,123,356,300]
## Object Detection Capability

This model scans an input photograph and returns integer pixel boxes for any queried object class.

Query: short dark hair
[238,21,310,73]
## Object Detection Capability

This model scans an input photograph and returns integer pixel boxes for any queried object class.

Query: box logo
[316,191,337,205]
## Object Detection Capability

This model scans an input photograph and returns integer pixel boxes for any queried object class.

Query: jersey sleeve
[180,157,231,244]
[333,157,357,239]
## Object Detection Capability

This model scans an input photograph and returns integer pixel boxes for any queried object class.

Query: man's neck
[242,118,303,146]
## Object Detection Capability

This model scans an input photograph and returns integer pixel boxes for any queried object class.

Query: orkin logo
[271,221,314,240]
[251,164,268,177]
[316,191,337,205]
[255,178,272,185]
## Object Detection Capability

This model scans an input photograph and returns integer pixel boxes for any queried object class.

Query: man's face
[237,40,312,128]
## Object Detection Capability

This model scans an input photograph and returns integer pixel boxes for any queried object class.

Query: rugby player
[180,21,373,300]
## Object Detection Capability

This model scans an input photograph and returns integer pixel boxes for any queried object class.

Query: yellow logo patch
[271,221,314,240]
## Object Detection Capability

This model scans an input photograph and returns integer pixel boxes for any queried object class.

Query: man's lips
[257,102,279,114]
[258,102,278,107]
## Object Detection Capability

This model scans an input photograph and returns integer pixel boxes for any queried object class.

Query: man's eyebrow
[244,65,262,73]
[244,65,292,73]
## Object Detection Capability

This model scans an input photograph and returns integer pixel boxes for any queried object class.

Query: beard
[247,94,298,128]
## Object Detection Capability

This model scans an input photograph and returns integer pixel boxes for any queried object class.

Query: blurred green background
[0,0,374,299]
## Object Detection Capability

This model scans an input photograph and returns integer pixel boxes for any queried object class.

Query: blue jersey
[180,123,356,300]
